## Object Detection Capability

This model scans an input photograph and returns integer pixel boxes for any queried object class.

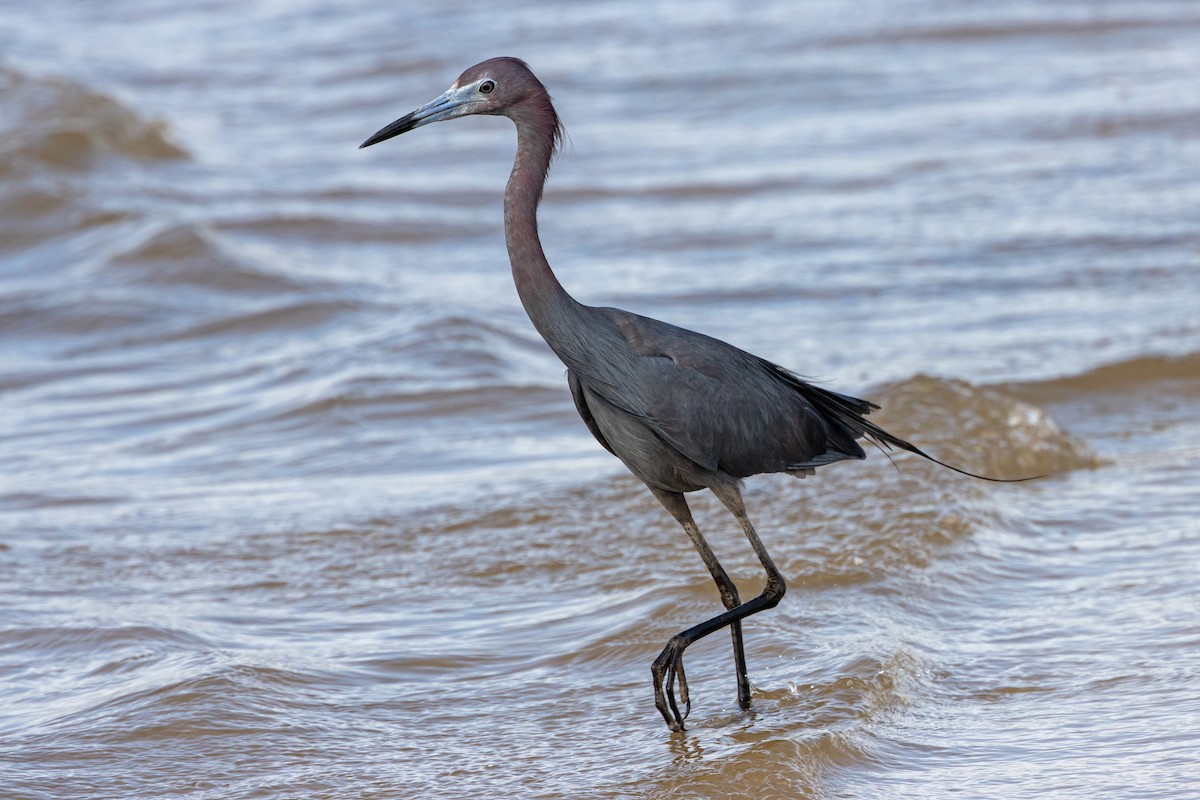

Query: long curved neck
[504,115,583,353]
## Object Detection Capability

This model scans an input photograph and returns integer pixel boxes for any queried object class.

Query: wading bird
[361,58,1019,731]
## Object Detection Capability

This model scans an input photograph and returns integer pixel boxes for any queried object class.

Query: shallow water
[2,1,1199,798]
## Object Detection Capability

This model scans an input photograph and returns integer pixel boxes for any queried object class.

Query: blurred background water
[1,1,1198,798]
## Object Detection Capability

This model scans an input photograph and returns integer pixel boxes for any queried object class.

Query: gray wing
[569,306,869,479]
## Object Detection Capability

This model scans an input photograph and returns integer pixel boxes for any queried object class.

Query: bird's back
[563,305,875,492]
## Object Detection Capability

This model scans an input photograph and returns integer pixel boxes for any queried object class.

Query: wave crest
[0,63,186,174]
[871,375,1102,478]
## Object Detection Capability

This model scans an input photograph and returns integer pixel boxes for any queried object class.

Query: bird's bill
[359,86,476,149]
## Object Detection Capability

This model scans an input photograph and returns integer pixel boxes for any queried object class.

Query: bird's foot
[651,635,691,731]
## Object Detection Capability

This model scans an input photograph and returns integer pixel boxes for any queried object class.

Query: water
[2,1,1198,797]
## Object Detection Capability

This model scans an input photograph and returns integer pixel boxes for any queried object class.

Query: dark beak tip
[358,114,420,151]
[358,131,389,149]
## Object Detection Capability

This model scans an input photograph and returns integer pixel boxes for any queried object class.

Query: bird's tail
[760,360,1038,483]
[854,406,1037,483]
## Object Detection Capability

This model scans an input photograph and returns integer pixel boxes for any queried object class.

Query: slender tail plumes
[760,360,1038,483]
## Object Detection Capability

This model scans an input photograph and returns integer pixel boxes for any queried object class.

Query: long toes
[655,684,684,731]
[675,657,691,721]
[664,661,684,728]
[652,638,692,731]
[652,666,681,730]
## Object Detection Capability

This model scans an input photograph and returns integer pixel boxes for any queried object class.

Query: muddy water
[2,1,1199,798]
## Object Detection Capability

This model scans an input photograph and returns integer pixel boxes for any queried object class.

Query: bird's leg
[708,484,787,632]
[647,487,752,730]
[647,484,787,731]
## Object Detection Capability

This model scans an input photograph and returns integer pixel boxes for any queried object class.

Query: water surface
[2,1,1198,798]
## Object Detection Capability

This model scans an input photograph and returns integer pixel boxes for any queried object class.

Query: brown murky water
[2,2,1199,798]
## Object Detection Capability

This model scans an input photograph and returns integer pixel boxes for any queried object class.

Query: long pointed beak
[359,87,475,149]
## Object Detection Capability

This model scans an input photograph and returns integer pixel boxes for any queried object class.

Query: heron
[361,57,1022,731]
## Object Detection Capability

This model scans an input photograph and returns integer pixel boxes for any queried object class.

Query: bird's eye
[479,80,495,94]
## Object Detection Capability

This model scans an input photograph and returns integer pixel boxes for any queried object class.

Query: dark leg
[648,487,752,724]
[649,484,786,731]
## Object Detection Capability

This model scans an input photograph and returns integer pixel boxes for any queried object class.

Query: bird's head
[359,57,560,150]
